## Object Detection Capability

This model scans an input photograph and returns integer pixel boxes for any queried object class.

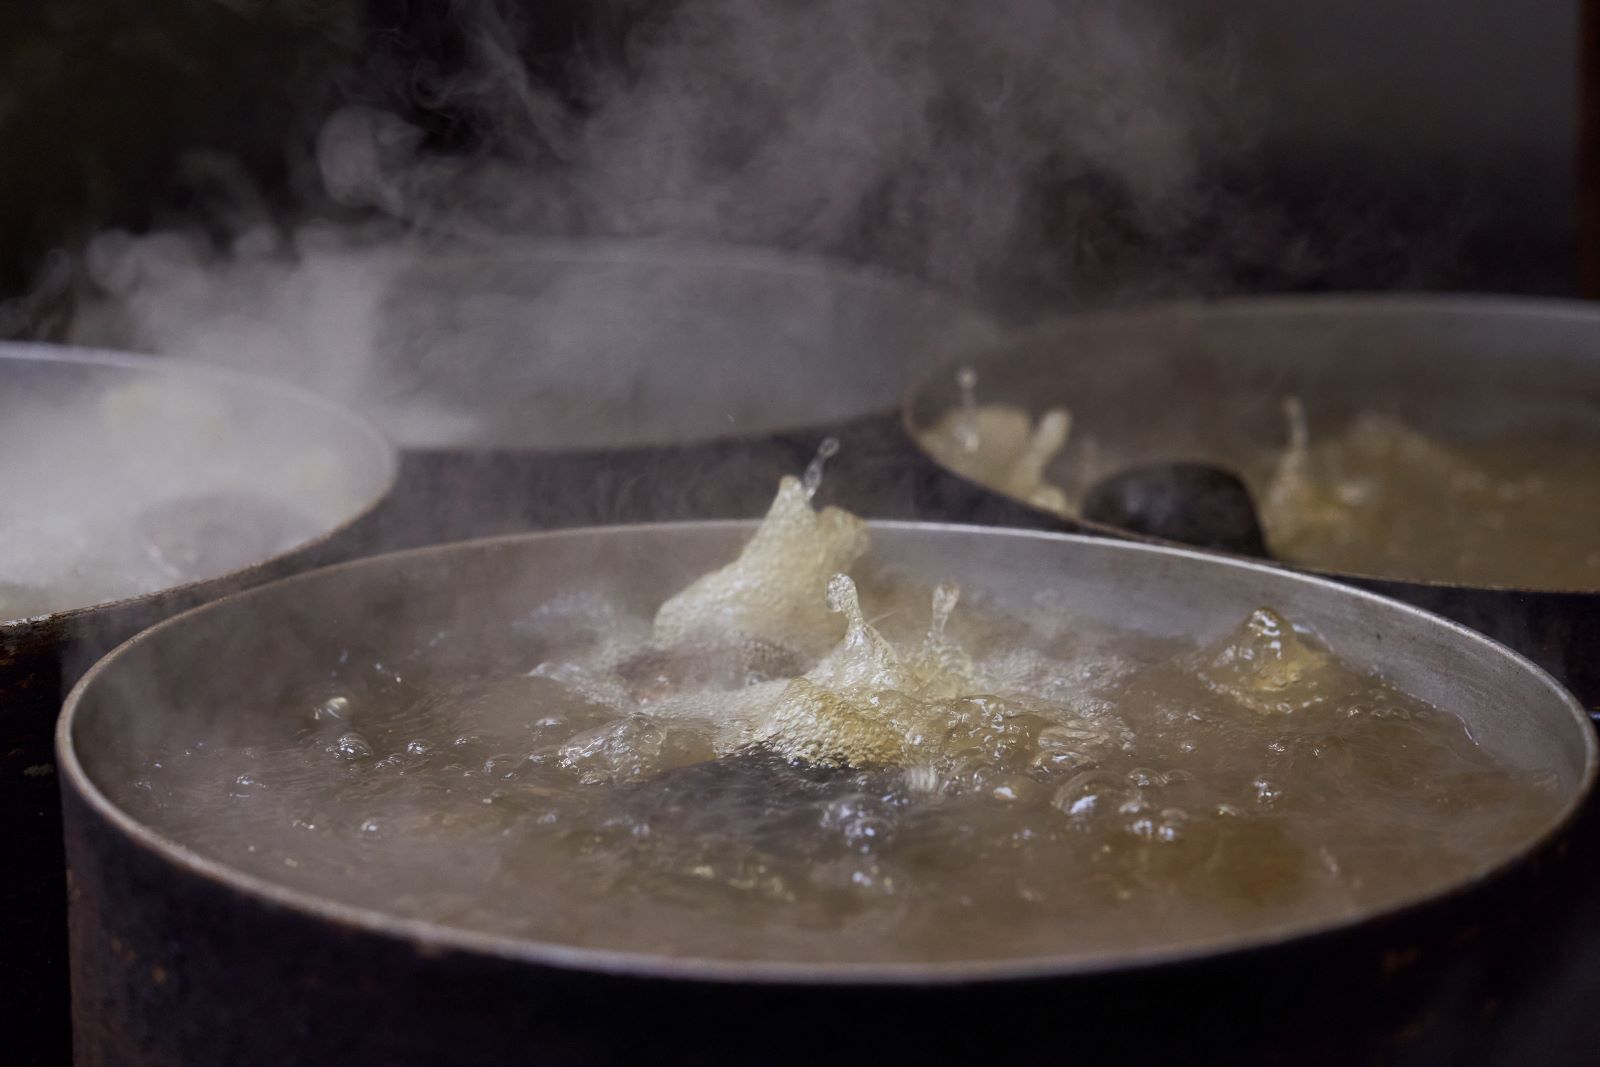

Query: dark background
[0,0,1579,323]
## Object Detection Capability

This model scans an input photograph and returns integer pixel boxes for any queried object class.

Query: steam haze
[39,0,1309,451]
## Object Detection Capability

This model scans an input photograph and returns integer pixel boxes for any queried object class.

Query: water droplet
[957,366,978,409]
[929,583,960,642]
[953,366,981,451]
[801,436,840,500]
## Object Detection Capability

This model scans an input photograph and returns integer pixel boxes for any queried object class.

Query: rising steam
[52,0,1267,434]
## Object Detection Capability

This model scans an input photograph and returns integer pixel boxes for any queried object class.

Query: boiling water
[123,483,1561,965]
[1261,409,1600,588]
[920,391,1600,589]
[0,373,355,621]
[918,370,1076,515]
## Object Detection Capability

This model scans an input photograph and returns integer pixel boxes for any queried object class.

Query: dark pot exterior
[4,513,402,1067]
[59,771,1600,1066]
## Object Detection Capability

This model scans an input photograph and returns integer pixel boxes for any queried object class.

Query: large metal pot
[1,344,397,1066]
[904,295,1600,711]
[59,523,1595,1065]
[74,238,1000,544]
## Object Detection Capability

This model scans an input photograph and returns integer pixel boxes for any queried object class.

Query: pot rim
[369,235,1004,450]
[0,341,399,627]
[902,291,1600,596]
[57,520,1600,986]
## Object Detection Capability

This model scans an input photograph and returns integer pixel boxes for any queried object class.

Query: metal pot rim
[57,520,1599,986]
[902,292,1600,596]
[372,235,1003,450]
[393,234,990,313]
[0,341,399,626]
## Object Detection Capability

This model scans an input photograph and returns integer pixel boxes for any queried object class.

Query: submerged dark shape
[621,749,879,851]
[1081,461,1270,559]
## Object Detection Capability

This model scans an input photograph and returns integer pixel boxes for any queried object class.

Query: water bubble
[312,693,351,722]
[1156,808,1189,843]
[1253,776,1283,806]
[1031,722,1107,775]
[991,777,1039,804]
[484,754,527,779]
[327,733,372,760]
[1053,770,1144,822]
[822,794,897,853]
[228,773,261,798]
[405,739,435,757]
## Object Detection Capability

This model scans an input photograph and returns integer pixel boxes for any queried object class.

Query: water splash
[928,582,960,643]
[802,436,841,501]
[1014,409,1073,511]
[1283,397,1309,453]
[954,366,981,452]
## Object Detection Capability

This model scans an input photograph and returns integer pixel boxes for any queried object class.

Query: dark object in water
[1081,462,1270,559]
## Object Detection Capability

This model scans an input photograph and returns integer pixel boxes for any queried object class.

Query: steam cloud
[317,0,1250,304]
[54,0,1272,420]
[121,1,1244,264]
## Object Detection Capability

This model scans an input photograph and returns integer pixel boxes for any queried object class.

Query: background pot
[905,295,1600,711]
[1,344,396,1066]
